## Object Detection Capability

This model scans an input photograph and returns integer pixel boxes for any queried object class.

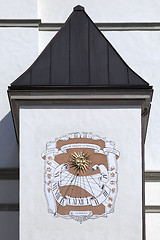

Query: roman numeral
[103,190,108,197]
[52,183,57,191]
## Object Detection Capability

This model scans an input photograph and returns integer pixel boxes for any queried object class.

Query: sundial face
[42,132,120,223]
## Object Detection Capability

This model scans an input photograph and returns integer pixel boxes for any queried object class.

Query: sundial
[42,132,120,223]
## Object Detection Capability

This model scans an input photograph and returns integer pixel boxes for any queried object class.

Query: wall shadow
[0,112,19,168]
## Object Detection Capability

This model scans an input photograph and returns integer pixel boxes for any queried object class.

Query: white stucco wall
[146,214,160,240]
[38,0,160,23]
[145,182,160,206]
[0,28,38,167]
[102,31,160,171]
[0,0,37,19]
[20,107,142,240]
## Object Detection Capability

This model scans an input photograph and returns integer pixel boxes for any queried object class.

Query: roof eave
[8,87,153,143]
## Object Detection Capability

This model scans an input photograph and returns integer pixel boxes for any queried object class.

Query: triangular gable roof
[10,5,150,89]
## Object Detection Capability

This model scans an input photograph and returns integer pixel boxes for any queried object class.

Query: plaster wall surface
[20,107,142,240]
[102,31,160,171]
[145,182,160,206]
[0,0,37,19]
[0,28,38,168]
[146,214,160,240]
[38,0,160,23]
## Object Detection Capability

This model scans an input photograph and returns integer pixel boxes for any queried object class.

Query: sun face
[69,152,91,174]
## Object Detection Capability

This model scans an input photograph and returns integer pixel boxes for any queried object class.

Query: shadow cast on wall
[0,112,18,168]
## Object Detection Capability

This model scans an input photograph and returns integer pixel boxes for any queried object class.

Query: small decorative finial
[74,5,85,11]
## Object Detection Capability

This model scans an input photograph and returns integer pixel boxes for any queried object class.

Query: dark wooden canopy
[9,5,150,89]
[8,5,153,142]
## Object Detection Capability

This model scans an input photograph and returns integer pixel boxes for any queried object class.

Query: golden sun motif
[69,152,91,174]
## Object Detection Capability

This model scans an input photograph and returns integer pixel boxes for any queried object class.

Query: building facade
[0,1,160,239]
